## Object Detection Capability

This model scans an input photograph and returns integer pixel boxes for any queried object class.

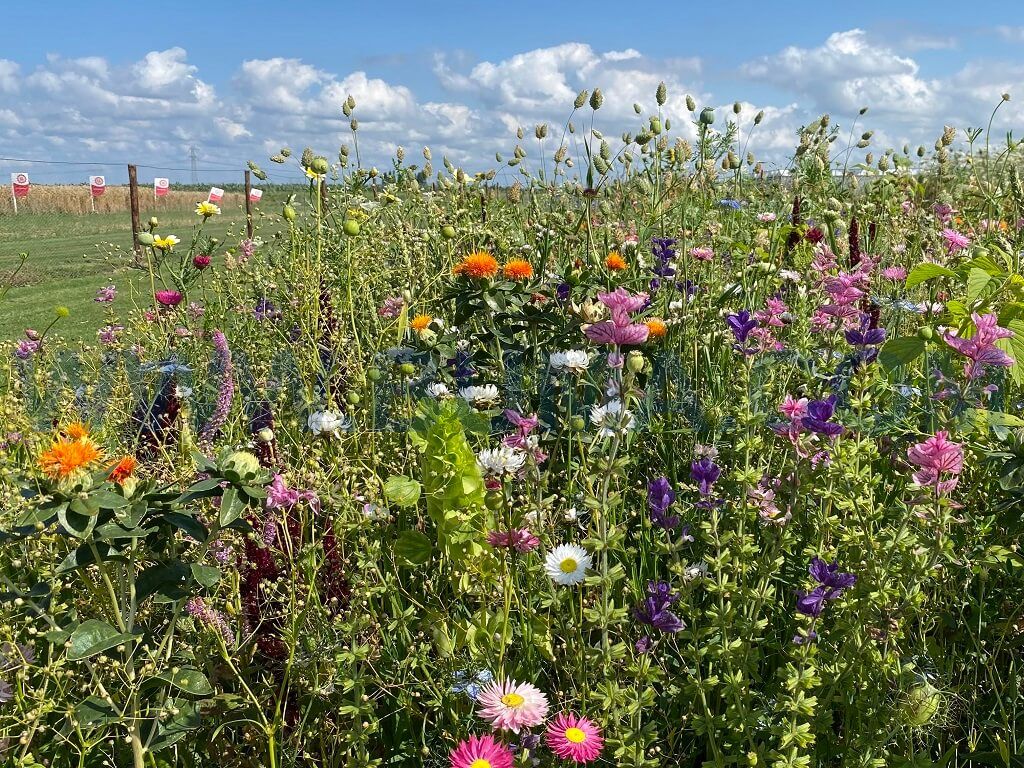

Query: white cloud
[996,26,1024,42]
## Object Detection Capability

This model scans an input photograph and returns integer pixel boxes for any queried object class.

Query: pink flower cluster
[907,430,964,496]
[942,312,1014,380]
[584,288,649,346]
[751,297,789,352]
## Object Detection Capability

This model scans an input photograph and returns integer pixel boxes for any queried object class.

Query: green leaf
[384,476,422,507]
[191,564,221,588]
[906,263,957,289]
[219,487,245,527]
[56,542,125,574]
[57,506,96,539]
[68,619,135,660]
[879,336,927,372]
[89,490,130,510]
[394,529,433,566]
[966,268,994,302]
[155,667,213,696]
[75,696,122,726]
[136,561,190,603]
[163,512,209,543]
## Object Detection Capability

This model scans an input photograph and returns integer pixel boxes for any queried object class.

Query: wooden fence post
[244,169,254,239]
[128,164,141,255]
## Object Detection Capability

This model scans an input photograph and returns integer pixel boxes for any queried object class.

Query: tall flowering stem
[199,330,234,445]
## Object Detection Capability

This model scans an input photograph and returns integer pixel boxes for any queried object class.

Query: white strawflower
[477,445,527,477]
[550,349,590,373]
[544,543,591,586]
[590,399,635,437]
[459,384,500,407]
[427,382,452,399]
[308,410,349,436]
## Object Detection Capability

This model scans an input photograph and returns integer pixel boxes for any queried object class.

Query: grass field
[0,195,291,341]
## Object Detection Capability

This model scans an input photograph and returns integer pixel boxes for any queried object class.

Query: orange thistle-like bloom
[39,438,102,479]
[645,319,668,339]
[605,252,627,271]
[108,455,137,484]
[453,251,499,279]
[503,259,534,281]
[410,314,433,331]
[64,421,91,440]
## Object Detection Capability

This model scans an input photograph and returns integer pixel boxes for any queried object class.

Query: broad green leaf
[136,561,190,603]
[394,529,433,566]
[190,564,221,588]
[906,263,957,289]
[68,619,135,660]
[155,667,213,696]
[879,336,927,372]
[966,268,993,302]
[384,475,422,507]
[218,486,244,527]
[75,696,122,726]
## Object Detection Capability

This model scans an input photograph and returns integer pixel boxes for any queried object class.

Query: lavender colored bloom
[796,557,857,617]
[94,284,117,303]
[186,596,235,646]
[792,630,819,645]
[802,396,843,437]
[651,237,677,279]
[844,313,887,347]
[647,476,680,530]
[690,457,721,496]
[14,339,41,360]
[634,580,686,633]
[726,310,757,343]
[635,635,653,653]
[199,330,234,444]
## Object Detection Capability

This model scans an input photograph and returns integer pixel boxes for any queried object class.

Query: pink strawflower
[942,312,1014,379]
[545,713,604,763]
[940,228,970,254]
[155,290,183,307]
[907,430,964,495]
[487,528,541,553]
[689,246,714,261]
[449,734,513,768]
[476,679,549,733]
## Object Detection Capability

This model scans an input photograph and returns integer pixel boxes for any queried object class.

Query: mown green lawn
[0,207,246,341]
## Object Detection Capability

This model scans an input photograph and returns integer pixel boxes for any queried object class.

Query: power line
[0,156,241,172]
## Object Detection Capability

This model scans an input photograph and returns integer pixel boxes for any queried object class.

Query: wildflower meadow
[2,87,1024,768]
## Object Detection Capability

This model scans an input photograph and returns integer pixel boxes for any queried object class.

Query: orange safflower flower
[645,319,668,339]
[503,259,534,281]
[64,421,91,440]
[410,314,433,331]
[453,251,500,279]
[108,455,137,484]
[39,438,102,479]
[605,252,627,271]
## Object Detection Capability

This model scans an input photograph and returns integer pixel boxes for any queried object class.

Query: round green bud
[441,225,456,240]
[399,362,416,376]
[311,157,330,175]
[55,306,70,318]
[220,450,262,480]
[343,219,361,236]
[570,416,586,431]
[485,490,503,511]
[149,217,159,228]
[626,350,645,373]
[345,391,361,405]
[902,682,941,727]
[917,326,934,341]
[137,232,155,246]
[283,204,297,221]
[367,368,382,382]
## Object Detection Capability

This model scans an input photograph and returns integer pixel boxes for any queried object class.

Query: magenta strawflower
[476,678,549,733]
[545,713,604,763]
[449,733,514,768]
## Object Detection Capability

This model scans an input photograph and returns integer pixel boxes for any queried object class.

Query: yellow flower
[410,314,432,331]
[305,167,325,180]
[196,201,221,218]
[152,234,180,251]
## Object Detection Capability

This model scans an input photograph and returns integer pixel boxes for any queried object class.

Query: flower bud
[399,362,416,376]
[257,427,275,443]
[626,350,645,373]
[699,107,715,126]
[283,204,297,221]
[570,416,585,431]
[754,110,764,125]
[441,225,456,240]
[343,219,361,236]
[149,217,159,228]
[733,101,742,114]
[656,81,667,106]
[137,232,155,246]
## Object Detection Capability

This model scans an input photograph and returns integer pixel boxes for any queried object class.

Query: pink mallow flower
[907,430,964,495]
[942,313,1014,380]
[545,713,604,763]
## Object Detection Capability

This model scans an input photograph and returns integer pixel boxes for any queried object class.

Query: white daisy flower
[544,543,591,586]
[589,399,635,437]
[308,410,349,436]
[549,349,590,374]
[427,382,452,399]
[459,384,500,407]
[477,445,527,477]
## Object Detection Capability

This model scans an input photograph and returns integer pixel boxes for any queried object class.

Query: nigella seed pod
[902,680,942,727]
[685,94,696,111]
[589,88,603,110]
[574,89,588,109]
[656,81,667,106]
[699,107,715,126]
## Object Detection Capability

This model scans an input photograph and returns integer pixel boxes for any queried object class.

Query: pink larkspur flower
[475,679,549,733]
[545,713,604,763]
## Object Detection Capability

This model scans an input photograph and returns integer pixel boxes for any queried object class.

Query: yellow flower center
[500,692,525,708]
[565,727,587,744]
[559,558,578,573]
[470,761,492,768]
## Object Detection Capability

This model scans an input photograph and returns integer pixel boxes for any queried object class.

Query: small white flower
[175,385,193,399]
[589,399,635,437]
[477,445,527,477]
[779,269,802,283]
[308,409,349,436]
[563,507,578,522]
[459,384,500,407]
[550,349,590,374]
[683,562,709,582]
[544,543,591,586]
[427,382,452,399]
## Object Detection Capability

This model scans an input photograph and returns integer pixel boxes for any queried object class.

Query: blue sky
[2,1,1023,183]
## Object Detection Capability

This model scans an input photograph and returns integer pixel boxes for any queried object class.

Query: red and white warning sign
[11,172,29,198]
[208,187,224,203]
[248,188,263,203]
[154,177,170,197]
[89,176,106,197]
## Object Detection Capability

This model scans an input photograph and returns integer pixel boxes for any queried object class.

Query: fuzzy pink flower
[907,430,964,495]
[155,290,183,307]
[487,528,541,553]
[545,713,604,763]
[940,228,970,254]
[689,246,714,261]
[476,679,549,733]
[881,266,907,282]
[449,733,514,768]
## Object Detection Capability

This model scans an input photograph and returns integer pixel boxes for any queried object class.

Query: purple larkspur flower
[726,310,757,343]
[651,237,677,279]
[634,580,686,633]
[796,557,857,617]
[690,457,721,497]
[802,396,843,437]
[647,476,679,530]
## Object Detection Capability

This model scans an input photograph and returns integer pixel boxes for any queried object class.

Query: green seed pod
[589,88,603,110]
[664,118,671,131]
[574,89,588,109]
[570,415,586,431]
[441,225,456,240]
[626,350,645,373]
[399,362,416,376]
[733,101,742,114]
[902,681,942,727]
[656,81,667,106]
[283,204,297,221]
[343,219,361,236]
[345,391,360,405]
[917,145,926,157]
[312,156,330,175]
[917,325,934,341]
[699,107,715,126]
[138,232,155,246]
[367,368,382,382]
[685,94,696,111]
